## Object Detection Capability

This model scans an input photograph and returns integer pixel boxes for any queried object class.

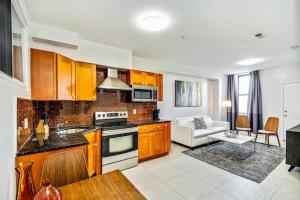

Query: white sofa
[171,115,230,148]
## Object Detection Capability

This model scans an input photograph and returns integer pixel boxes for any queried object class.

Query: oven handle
[102,131,137,140]
[102,127,138,136]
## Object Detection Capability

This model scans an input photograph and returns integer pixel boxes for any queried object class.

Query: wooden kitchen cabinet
[30,49,97,101]
[84,130,101,177]
[144,72,156,86]
[75,62,97,101]
[56,54,76,100]
[16,145,87,192]
[156,73,163,101]
[128,70,146,85]
[138,132,151,160]
[127,70,157,86]
[31,49,57,100]
[164,122,171,152]
[138,122,171,161]
[151,131,165,155]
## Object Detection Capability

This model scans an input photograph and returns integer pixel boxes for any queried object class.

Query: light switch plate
[24,118,28,129]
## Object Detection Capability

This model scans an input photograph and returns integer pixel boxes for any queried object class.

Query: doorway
[283,82,300,140]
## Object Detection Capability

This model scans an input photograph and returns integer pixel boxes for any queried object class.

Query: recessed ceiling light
[237,58,263,66]
[137,11,170,31]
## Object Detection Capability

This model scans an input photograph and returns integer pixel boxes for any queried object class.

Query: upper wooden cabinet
[31,49,97,101]
[75,62,96,101]
[56,54,75,100]
[156,73,163,101]
[31,49,57,100]
[127,70,156,87]
[144,72,156,86]
[127,70,163,100]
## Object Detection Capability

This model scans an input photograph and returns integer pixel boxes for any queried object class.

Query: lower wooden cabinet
[138,122,171,161]
[84,130,101,177]
[15,145,87,192]
[138,132,151,160]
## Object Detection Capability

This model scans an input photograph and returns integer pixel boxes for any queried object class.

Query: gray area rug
[183,142,285,183]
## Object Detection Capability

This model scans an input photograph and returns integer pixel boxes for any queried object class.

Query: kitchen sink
[55,128,87,135]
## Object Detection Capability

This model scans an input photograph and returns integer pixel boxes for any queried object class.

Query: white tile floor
[123,133,300,200]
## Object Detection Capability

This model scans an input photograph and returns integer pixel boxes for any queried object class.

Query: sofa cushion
[203,116,213,128]
[209,126,227,133]
[193,129,213,139]
[176,118,195,129]
[194,117,207,129]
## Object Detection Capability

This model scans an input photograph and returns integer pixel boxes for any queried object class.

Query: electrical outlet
[133,109,136,115]
[24,118,28,129]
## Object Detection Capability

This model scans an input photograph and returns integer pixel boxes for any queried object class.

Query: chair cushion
[258,130,276,134]
[236,127,251,131]
[193,129,213,139]
[194,117,207,129]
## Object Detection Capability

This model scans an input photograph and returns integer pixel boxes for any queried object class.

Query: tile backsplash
[17,68,157,149]
[17,98,37,150]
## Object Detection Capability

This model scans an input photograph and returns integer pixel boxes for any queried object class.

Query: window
[0,1,25,82]
[238,74,250,114]
[11,4,24,82]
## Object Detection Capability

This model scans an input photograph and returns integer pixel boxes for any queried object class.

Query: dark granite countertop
[16,120,171,157]
[130,119,171,126]
[16,126,100,157]
[287,124,300,133]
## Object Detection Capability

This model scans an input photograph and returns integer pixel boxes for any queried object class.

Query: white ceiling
[24,0,300,74]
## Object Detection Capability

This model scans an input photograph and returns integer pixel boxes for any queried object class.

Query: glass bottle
[16,161,36,200]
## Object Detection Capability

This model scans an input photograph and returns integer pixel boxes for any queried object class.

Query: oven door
[102,128,138,158]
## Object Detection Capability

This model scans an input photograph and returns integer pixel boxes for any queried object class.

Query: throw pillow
[194,117,207,129]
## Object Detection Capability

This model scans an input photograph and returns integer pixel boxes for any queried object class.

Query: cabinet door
[145,72,156,86]
[31,49,56,100]
[138,132,151,160]
[156,74,163,101]
[150,131,165,155]
[75,62,96,101]
[56,54,75,100]
[130,70,145,85]
[164,123,171,152]
[85,131,98,176]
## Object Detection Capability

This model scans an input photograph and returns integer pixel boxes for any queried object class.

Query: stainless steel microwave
[131,85,158,102]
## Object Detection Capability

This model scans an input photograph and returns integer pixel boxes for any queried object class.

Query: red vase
[33,180,62,200]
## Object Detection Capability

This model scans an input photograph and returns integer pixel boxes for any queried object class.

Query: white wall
[29,23,133,69]
[0,1,31,199]
[157,73,208,119]
[132,56,227,121]
[260,64,300,139]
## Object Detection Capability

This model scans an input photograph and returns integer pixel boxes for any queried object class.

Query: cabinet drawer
[138,124,164,133]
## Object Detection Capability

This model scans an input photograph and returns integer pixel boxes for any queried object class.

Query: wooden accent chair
[236,115,251,136]
[254,117,281,147]
[41,150,89,188]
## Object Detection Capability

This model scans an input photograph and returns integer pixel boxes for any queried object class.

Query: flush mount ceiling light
[237,58,263,66]
[137,11,170,31]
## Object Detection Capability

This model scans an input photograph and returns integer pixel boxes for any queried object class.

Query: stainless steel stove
[95,111,138,173]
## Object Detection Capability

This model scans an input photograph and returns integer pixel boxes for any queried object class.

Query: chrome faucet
[56,122,64,130]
